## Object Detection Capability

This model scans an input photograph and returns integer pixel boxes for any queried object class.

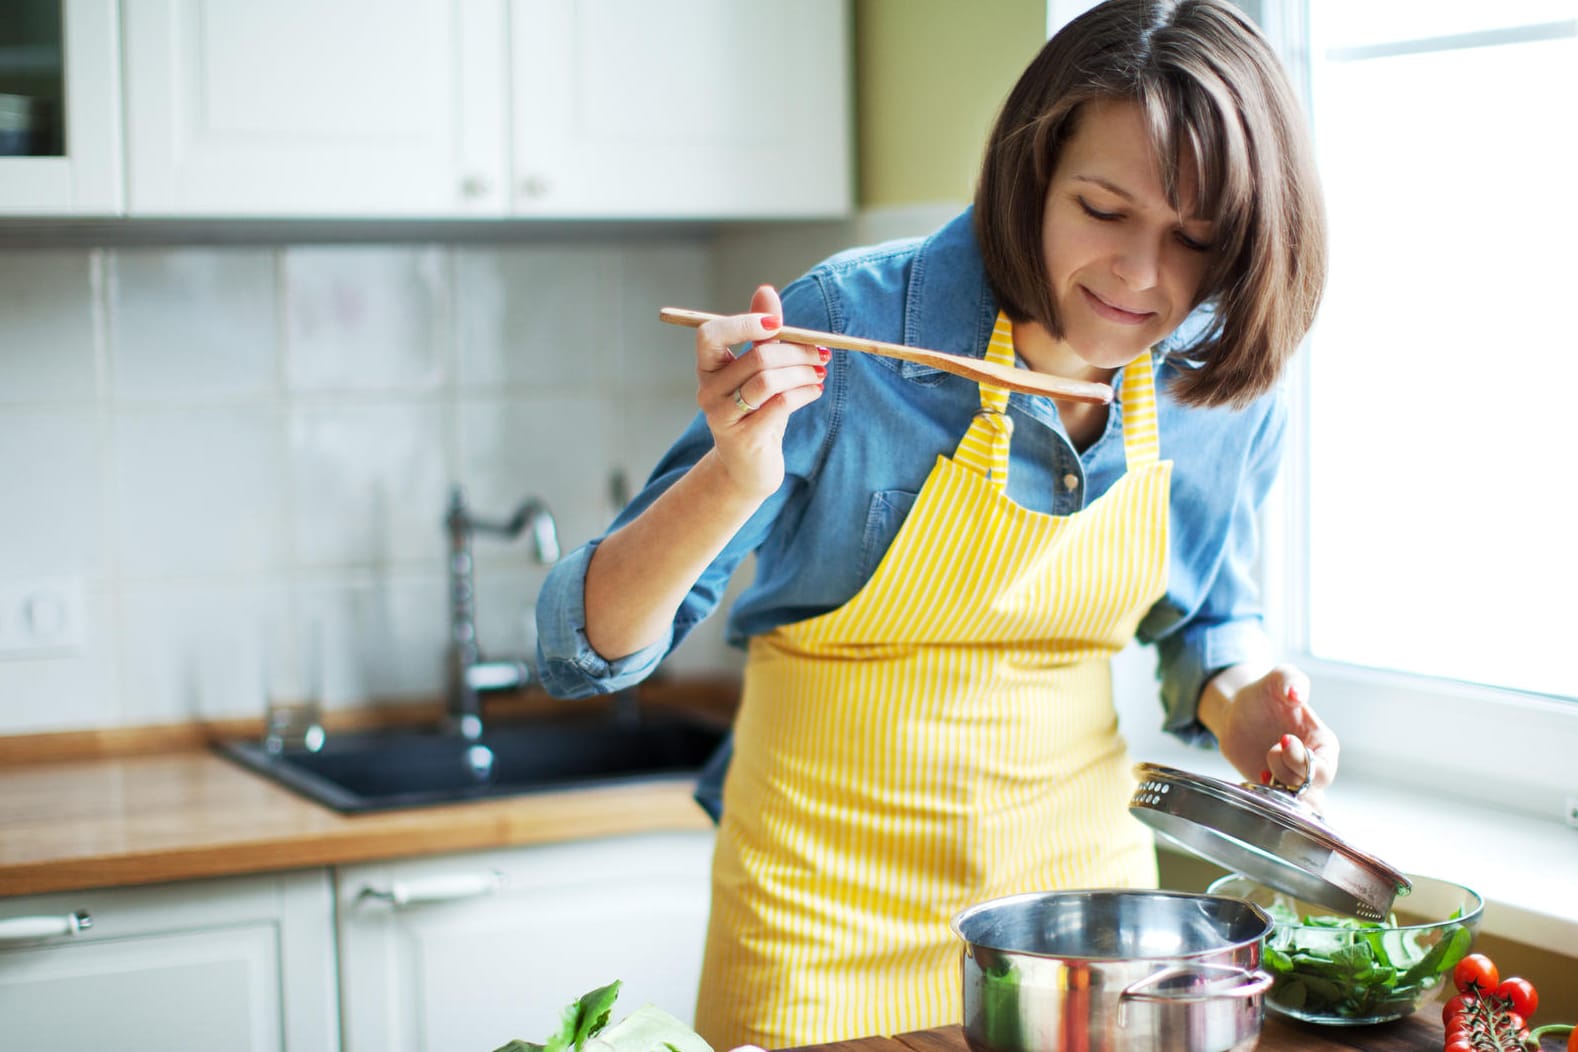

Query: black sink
[218,712,726,813]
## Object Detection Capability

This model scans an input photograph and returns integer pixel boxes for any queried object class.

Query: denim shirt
[536,208,1284,819]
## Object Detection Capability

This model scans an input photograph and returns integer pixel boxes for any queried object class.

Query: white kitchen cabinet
[120,0,850,219]
[337,829,715,1052]
[0,869,340,1052]
[510,0,851,218]
[122,0,510,217]
[0,0,123,215]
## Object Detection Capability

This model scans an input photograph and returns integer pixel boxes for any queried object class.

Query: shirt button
[1062,473,1080,492]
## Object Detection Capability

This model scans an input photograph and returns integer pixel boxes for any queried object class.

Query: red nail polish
[816,383,824,392]
[761,315,781,331]
[817,346,831,362]
[814,365,826,379]
[1280,734,1296,750]
[1260,769,1272,785]
[1285,685,1298,701]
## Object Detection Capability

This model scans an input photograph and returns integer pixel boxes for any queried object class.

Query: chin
[1072,331,1153,368]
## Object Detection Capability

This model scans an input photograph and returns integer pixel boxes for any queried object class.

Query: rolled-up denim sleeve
[534,537,674,698]
[1144,392,1285,746]
[533,409,761,698]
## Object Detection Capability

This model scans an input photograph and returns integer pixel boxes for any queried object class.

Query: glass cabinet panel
[0,0,64,157]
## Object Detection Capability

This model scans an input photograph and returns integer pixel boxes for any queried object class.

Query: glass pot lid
[1129,762,1411,921]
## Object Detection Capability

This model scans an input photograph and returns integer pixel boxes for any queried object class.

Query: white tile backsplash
[109,248,278,403]
[284,245,447,393]
[0,231,774,734]
[0,250,98,405]
[0,410,106,579]
[117,581,282,724]
[0,588,120,731]
[617,241,713,396]
[295,573,449,706]
[113,407,289,578]
[288,402,448,567]
[455,244,619,393]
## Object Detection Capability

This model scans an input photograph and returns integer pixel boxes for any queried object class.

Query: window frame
[1257,0,1578,827]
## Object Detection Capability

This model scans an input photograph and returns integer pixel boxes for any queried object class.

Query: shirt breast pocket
[858,489,919,581]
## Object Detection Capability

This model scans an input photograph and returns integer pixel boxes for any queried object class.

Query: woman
[535,0,1336,1045]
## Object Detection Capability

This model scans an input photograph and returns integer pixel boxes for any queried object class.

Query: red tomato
[1444,1038,1474,1052]
[1568,1024,1577,1052]
[1444,993,1477,1025]
[1453,953,1500,995]
[1496,976,1538,1019]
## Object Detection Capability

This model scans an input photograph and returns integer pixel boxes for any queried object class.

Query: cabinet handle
[0,911,92,942]
[460,175,492,199]
[519,174,552,199]
[356,871,503,908]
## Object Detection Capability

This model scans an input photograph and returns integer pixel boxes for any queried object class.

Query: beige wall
[855,0,1046,208]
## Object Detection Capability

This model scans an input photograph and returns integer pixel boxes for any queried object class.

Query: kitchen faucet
[445,485,560,740]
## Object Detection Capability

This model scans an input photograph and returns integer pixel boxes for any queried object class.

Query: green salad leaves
[494,981,713,1052]
[1260,899,1474,1021]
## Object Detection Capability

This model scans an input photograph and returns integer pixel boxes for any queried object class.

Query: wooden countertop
[803,1016,1570,1052]
[0,685,732,898]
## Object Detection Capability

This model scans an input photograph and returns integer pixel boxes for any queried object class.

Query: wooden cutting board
[778,1012,1569,1052]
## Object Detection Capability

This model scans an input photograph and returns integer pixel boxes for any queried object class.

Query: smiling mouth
[1081,286,1155,325]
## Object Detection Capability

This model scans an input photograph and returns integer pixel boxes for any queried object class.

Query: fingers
[696,309,783,373]
[749,283,783,320]
[716,346,827,423]
[1261,666,1339,795]
[695,285,786,373]
[696,286,826,428]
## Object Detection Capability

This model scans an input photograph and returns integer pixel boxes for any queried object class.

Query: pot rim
[949,887,1274,962]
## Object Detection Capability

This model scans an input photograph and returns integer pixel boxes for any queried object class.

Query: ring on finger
[732,386,759,414]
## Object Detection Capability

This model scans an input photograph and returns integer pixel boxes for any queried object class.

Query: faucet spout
[445,486,559,739]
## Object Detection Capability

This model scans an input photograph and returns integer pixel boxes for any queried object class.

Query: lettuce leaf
[587,1004,713,1052]
[493,981,713,1052]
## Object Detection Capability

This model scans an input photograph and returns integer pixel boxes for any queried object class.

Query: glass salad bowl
[1207,872,1483,1026]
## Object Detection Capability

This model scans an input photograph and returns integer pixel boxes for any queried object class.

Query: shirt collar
[905,206,998,364]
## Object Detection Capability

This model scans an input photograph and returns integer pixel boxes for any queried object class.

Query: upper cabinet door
[122,0,509,217]
[510,0,851,219]
[0,0,123,215]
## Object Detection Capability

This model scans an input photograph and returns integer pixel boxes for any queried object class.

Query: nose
[1112,233,1163,291]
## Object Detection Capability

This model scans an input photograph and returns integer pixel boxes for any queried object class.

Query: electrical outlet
[0,577,86,657]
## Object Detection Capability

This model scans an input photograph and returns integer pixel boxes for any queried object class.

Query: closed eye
[1176,231,1213,253]
[1078,197,1121,222]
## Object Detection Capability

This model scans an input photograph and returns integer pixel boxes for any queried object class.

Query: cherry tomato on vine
[1444,993,1478,1025]
[1444,1038,1473,1052]
[1496,976,1538,1019]
[1568,1024,1577,1052]
[1453,953,1499,995]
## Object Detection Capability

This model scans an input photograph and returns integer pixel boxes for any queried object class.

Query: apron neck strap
[1117,351,1160,468]
[952,314,1017,488]
[954,314,1163,483]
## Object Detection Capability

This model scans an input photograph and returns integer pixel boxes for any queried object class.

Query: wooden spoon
[658,307,1113,405]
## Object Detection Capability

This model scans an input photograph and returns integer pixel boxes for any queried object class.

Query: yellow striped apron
[694,314,1172,1048]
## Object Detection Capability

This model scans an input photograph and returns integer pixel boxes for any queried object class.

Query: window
[1260,1,1578,822]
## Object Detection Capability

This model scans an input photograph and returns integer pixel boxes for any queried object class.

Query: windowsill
[1138,735,1578,957]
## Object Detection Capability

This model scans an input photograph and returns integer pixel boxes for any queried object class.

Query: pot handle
[1119,963,1273,1006]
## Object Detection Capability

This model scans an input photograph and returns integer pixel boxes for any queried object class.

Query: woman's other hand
[1205,663,1340,808]
[695,284,827,500]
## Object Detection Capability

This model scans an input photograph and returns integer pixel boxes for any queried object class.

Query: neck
[1009,319,1119,388]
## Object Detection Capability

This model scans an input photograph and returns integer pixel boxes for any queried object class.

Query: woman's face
[1041,98,1217,369]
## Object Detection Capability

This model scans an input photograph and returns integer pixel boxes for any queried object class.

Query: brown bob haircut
[974,0,1326,409]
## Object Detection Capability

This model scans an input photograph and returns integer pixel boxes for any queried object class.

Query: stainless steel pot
[951,890,1275,1052]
